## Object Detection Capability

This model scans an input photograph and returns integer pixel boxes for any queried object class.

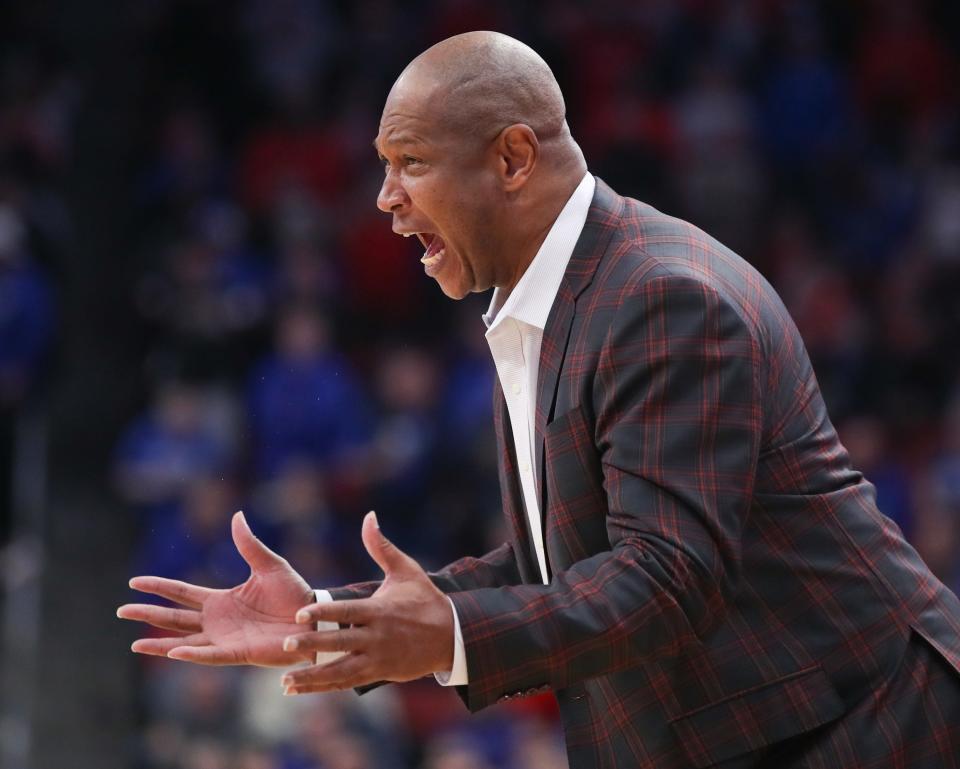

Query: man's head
[374,31,586,299]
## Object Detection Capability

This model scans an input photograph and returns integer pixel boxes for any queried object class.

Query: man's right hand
[117,511,316,667]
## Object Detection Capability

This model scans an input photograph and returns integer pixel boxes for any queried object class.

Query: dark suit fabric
[334,179,960,768]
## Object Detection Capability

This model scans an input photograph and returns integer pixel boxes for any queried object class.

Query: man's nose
[377,168,409,213]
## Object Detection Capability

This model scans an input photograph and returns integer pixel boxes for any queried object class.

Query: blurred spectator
[510,721,568,769]
[420,734,495,769]
[759,6,850,168]
[367,346,444,559]
[182,737,233,769]
[237,744,282,769]
[854,1,955,156]
[672,55,764,252]
[247,304,372,480]
[338,195,429,329]
[272,233,340,310]
[241,0,340,106]
[248,459,355,584]
[0,204,53,406]
[133,475,249,588]
[140,108,230,217]
[0,203,53,545]
[136,202,271,380]
[0,48,79,171]
[239,100,349,216]
[114,381,237,519]
[277,693,404,769]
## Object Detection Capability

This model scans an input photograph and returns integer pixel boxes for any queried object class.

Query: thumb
[232,511,287,573]
[361,511,418,578]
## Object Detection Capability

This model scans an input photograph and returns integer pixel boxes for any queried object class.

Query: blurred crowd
[0,7,65,549]
[3,1,960,768]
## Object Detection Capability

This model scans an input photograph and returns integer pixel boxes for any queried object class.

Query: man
[119,32,960,768]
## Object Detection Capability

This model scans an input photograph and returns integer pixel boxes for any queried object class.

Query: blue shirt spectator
[0,205,54,407]
[247,305,372,479]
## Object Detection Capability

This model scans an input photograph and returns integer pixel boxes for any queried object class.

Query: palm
[202,569,314,665]
[119,513,316,667]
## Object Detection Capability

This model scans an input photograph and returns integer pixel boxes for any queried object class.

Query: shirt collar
[483,172,595,331]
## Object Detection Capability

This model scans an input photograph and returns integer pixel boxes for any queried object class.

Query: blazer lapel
[535,178,624,519]
[493,379,538,584]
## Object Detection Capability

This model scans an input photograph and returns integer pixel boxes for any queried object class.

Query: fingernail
[116,608,124,618]
[282,674,294,687]
[296,610,311,624]
[369,510,379,529]
[283,687,296,696]
[283,637,297,652]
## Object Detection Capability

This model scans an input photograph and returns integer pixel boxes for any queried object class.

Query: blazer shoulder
[591,194,780,343]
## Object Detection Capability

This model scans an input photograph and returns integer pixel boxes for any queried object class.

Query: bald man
[121,32,960,768]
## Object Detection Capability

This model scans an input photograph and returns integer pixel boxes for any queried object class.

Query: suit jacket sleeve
[448,274,762,712]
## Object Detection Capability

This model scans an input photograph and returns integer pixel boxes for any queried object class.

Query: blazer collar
[533,178,623,515]
[555,177,624,302]
[491,177,625,579]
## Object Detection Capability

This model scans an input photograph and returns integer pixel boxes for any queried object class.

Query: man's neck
[498,172,586,293]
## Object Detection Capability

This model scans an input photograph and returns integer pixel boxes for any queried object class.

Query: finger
[167,644,246,666]
[286,681,358,695]
[117,603,202,633]
[131,633,208,657]
[283,628,368,655]
[232,511,288,573]
[295,598,374,626]
[361,511,420,578]
[282,653,370,693]
[128,576,211,609]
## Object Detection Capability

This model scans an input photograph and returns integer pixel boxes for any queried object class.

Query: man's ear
[495,123,539,192]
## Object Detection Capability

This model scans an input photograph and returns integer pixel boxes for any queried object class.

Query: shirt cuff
[434,596,468,686]
[313,589,346,666]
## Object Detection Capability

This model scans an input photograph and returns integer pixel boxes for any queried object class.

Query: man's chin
[433,263,474,300]
[436,280,472,300]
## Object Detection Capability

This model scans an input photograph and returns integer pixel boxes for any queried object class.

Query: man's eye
[403,156,422,166]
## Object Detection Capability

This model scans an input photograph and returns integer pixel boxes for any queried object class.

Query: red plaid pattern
[334,179,960,768]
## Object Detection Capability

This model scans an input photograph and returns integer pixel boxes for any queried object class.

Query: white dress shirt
[315,173,596,685]
[438,171,595,686]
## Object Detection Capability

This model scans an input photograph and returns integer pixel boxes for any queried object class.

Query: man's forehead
[373,131,425,153]
[374,117,430,150]
[375,98,444,152]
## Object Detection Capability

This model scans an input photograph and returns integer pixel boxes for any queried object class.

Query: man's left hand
[280,511,454,694]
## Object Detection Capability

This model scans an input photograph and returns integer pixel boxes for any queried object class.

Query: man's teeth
[403,233,412,238]
[421,247,445,266]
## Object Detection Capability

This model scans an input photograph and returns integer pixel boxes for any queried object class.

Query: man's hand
[117,511,316,667]
[280,511,454,694]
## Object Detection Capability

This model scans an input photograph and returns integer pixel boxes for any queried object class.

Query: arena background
[1,1,959,768]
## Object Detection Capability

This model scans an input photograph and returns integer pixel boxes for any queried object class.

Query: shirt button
[512,383,521,395]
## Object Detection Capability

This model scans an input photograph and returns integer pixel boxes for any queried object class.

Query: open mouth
[417,232,447,276]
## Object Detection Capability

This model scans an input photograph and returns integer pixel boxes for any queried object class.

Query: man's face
[374,83,500,299]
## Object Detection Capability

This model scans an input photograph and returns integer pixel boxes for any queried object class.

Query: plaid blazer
[334,179,960,768]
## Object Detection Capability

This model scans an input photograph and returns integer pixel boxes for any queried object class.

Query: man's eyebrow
[373,134,424,153]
